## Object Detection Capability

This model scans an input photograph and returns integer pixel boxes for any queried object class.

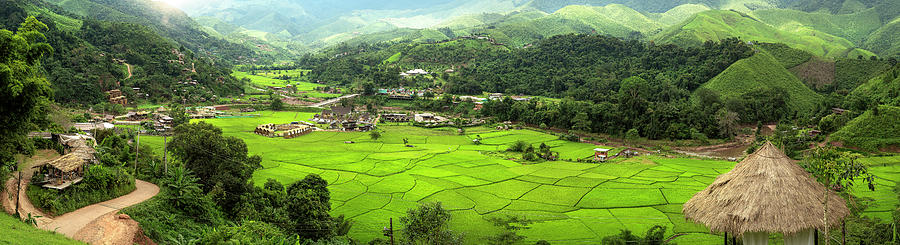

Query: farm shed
[683,142,849,245]
[32,135,97,190]
[32,152,92,190]
[593,148,610,162]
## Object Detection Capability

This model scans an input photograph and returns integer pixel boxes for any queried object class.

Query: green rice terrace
[232,71,342,99]
[135,111,900,244]
[142,111,737,243]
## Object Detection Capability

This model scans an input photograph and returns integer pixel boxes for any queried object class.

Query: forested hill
[0,0,245,106]
[41,0,264,64]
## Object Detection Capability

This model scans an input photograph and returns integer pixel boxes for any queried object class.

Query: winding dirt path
[3,176,159,242]
[124,63,133,80]
[41,180,159,237]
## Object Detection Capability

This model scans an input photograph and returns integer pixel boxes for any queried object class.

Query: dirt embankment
[74,212,155,245]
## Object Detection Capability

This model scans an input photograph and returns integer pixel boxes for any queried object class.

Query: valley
[0,0,898,244]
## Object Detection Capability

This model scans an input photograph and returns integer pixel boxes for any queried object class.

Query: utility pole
[15,161,21,217]
[163,133,168,174]
[135,130,139,173]
[383,218,395,245]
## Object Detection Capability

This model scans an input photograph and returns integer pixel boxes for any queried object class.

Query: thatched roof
[682,142,849,236]
[34,152,90,173]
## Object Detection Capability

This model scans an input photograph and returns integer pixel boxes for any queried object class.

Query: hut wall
[744,232,768,245]
[784,229,814,245]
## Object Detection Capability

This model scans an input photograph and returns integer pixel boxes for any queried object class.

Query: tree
[0,16,53,170]
[270,93,284,111]
[571,112,591,132]
[618,76,650,127]
[625,128,640,141]
[286,174,334,240]
[486,216,533,245]
[162,166,209,217]
[167,122,262,216]
[803,146,875,245]
[369,130,382,141]
[400,202,462,245]
[167,102,189,128]
[715,108,739,138]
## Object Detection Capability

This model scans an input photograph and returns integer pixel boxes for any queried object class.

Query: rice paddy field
[853,156,900,221]
[138,112,899,244]
[232,71,340,99]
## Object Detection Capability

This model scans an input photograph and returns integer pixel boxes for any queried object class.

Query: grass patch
[0,213,81,244]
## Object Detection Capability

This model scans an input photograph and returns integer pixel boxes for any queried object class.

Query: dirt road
[124,63,133,80]
[40,180,159,237]
[312,94,358,108]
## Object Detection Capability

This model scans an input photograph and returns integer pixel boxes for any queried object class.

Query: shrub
[31,137,64,155]
[559,133,579,142]
[28,165,135,215]
[625,128,640,140]
[601,225,671,245]
[523,152,540,161]
[507,141,529,152]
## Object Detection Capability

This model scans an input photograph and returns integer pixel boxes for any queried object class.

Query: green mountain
[193,16,308,59]
[43,0,262,63]
[647,4,712,26]
[848,65,900,106]
[863,17,900,57]
[1,0,245,106]
[696,49,822,115]
[751,0,900,56]
[654,10,875,58]
[832,105,900,151]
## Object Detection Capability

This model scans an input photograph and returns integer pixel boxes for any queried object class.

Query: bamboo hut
[683,142,849,245]
[32,152,92,189]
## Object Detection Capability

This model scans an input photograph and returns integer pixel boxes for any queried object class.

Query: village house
[414,113,438,123]
[382,113,411,122]
[73,122,115,133]
[832,107,848,115]
[107,89,128,106]
[117,111,150,121]
[314,106,376,131]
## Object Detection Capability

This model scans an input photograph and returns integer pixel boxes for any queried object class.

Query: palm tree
[164,166,203,209]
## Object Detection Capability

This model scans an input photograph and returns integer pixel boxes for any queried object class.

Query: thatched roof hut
[683,142,848,240]
[37,152,91,173]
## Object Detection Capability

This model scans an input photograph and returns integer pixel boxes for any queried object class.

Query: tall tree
[0,16,53,170]
[167,122,262,216]
[167,102,189,128]
[286,174,334,240]
[400,202,463,245]
[270,93,284,111]
[803,146,875,244]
